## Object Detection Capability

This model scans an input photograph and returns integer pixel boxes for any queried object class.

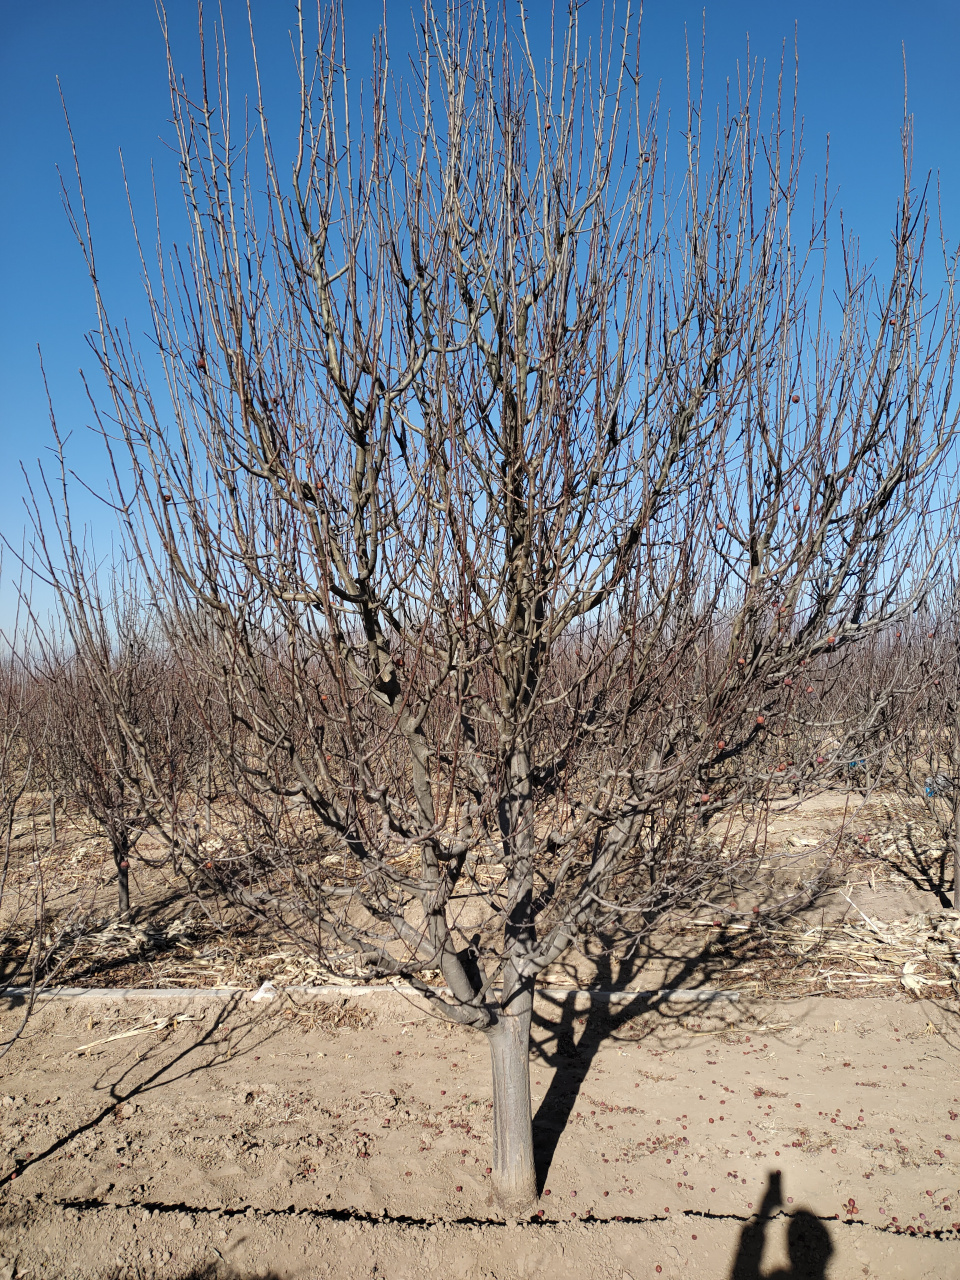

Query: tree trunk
[952,731,960,911]
[114,847,130,918]
[485,982,536,1218]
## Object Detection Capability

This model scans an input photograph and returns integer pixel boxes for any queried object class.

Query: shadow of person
[729,1172,834,1280]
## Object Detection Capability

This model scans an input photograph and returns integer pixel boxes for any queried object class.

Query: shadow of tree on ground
[529,911,791,1193]
[873,799,954,907]
[0,995,292,1191]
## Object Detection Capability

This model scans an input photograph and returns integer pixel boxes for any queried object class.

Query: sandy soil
[1,788,958,1277]
[1,985,958,1280]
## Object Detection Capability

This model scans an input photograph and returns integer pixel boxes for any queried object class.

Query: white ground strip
[2,983,739,1003]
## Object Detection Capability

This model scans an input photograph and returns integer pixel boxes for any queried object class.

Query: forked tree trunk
[485,981,536,1218]
[953,800,960,910]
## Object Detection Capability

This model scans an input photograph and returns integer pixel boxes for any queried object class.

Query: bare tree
[58,1,959,1215]
[0,565,97,1055]
[39,648,150,919]
[0,592,42,1052]
[27,398,222,922]
[889,600,960,908]
[928,622,960,910]
[29,570,192,921]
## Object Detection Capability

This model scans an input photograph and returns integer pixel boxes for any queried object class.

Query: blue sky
[1,0,957,621]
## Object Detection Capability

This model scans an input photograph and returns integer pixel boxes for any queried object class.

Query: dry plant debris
[770,910,960,995]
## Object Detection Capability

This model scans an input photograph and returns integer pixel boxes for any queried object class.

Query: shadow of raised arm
[728,1172,835,1280]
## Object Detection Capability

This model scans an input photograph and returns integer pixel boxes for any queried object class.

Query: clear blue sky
[1,0,957,620]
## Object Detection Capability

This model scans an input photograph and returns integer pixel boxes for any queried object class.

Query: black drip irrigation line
[37,1197,959,1241]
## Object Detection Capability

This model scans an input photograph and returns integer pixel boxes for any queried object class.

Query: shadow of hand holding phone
[729,1172,834,1280]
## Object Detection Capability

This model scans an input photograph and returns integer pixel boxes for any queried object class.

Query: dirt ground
[1,789,959,1278]
[0,985,958,1280]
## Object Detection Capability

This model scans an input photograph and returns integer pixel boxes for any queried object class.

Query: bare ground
[1,789,959,1278]
[1,986,958,1279]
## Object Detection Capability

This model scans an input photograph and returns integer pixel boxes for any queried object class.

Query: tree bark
[951,731,959,911]
[485,981,536,1218]
[114,846,130,918]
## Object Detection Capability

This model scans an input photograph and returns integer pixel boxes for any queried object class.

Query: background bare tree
[37,636,155,921]
[889,595,960,908]
[0,588,42,1052]
[0,565,101,1055]
[28,491,204,921]
[53,1,960,1215]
